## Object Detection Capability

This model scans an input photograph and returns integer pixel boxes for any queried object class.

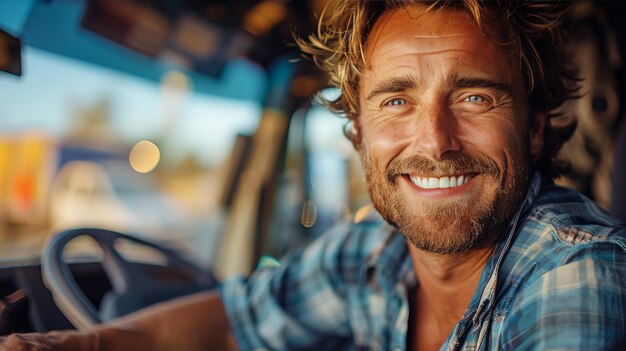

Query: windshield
[0,45,265,266]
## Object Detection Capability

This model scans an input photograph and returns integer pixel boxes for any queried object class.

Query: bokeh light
[129,140,160,173]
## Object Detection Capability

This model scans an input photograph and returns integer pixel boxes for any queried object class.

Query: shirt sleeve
[502,241,626,350]
[220,221,358,351]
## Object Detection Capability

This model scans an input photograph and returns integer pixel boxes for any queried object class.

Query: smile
[408,174,474,189]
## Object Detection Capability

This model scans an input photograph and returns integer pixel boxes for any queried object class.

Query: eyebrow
[454,77,512,95]
[366,75,419,102]
[365,75,513,102]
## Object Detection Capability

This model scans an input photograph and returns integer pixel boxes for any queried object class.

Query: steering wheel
[41,228,217,330]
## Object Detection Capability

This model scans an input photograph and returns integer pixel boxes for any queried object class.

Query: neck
[408,244,494,325]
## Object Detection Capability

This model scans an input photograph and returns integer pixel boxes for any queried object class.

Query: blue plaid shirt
[221,173,626,350]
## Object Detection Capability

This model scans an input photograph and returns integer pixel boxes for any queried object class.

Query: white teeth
[409,174,472,189]
[449,177,457,187]
[439,177,450,188]
[428,177,438,188]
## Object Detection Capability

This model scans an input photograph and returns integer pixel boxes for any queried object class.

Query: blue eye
[465,95,485,103]
[385,98,406,106]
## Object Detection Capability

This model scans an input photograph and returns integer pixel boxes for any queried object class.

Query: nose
[412,99,461,160]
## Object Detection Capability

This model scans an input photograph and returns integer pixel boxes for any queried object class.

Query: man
[2,0,625,350]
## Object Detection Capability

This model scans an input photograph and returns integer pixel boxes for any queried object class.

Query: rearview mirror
[0,29,22,76]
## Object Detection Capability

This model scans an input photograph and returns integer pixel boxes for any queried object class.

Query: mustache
[386,152,501,183]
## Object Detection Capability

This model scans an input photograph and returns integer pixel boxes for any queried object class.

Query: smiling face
[357,5,544,254]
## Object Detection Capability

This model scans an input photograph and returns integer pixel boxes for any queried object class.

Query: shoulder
[294,207,394,284]
[500,184,626,349]
[228,207,392,297]
[504,182,626,295]
[528,182,625,245]
[511,182,626,268]
[506,183,625,275]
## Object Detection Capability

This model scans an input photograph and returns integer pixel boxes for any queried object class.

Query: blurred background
[0,0,625,279]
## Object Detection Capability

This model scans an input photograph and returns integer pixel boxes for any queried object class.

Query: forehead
[362,4,518,85]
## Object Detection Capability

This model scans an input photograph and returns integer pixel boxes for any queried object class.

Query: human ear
[530,112,545,162]
[349,119,362,151]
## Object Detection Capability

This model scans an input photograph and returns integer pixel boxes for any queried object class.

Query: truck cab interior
[0,0,625,338]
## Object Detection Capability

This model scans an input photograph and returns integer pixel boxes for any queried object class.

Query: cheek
[360,117,415,165]
[458,115,524,156]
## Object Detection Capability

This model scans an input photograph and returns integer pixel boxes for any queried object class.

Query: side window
[263,96,369,258]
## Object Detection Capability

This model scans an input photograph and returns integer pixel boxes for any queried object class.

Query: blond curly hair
[297,0,580,179]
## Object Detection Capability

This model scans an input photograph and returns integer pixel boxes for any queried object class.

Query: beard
[361,149,531,254]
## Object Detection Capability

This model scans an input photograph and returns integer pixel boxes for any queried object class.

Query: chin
[378,177,512,254]
[395,202,497,254]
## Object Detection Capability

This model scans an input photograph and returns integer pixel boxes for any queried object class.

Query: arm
[220,221,361,350]
[1,291,238,351]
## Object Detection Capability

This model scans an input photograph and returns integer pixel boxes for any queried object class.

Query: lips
[408,173,474,189]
